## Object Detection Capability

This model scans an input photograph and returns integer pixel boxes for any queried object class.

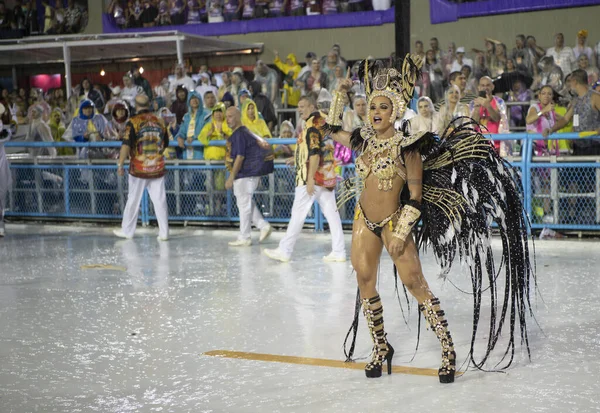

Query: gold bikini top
[355,133,407,191]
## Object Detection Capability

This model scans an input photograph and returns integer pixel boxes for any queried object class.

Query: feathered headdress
[359,54,423,124]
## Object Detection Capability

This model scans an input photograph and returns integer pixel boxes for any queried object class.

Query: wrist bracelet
[325,91,345,127]
[392,204,421,241]
[537,111,543,117]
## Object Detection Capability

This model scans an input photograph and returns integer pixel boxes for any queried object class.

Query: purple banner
[103,9,395,36]
[430,0,600,24]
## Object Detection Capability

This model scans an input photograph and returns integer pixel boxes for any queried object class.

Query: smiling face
[447,86,460,104]
[213,110,224,122]
[189,96,200,109]
[578,55,589,69]
[369,96,394,133]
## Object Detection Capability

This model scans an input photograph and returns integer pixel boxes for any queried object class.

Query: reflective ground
[0,224,598,413]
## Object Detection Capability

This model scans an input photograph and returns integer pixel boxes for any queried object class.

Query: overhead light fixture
[100,69,106,76]
[139,67,144,74]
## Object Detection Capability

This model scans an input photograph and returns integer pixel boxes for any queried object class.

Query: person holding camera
[470,76,508,152]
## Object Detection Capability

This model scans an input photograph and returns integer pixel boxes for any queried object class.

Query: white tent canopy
[0,31,263,98]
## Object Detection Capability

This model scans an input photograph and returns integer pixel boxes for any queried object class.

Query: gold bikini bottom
[354,202,402,239]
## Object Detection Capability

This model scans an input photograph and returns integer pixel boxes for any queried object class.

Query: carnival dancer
[323,56,534,383]
[114,95,170,241]
[263,95,346,262]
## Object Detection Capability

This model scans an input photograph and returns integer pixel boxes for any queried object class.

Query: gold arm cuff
[325,91,346,127]
[392,204,421,241]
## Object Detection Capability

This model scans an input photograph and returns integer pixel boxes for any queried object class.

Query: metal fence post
[522,134,533,227]
[64,166,70,214]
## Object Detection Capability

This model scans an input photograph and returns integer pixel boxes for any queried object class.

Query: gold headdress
[323,54,423,142]
[362,54,424,125]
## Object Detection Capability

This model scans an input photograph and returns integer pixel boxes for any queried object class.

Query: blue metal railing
[4,134,600,231]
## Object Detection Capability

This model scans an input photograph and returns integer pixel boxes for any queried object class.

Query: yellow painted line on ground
[204,350,462,377]
[81,264,127,271]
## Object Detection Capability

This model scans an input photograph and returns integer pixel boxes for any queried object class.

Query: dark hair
[305,52,316,59]
[461,64,472,73]
[449,71,462,83]
[570,69,588,85]
[516,34,526,42]
[527,35,536,41]
[203,90,215,97]
[415,40,423,46]
[430,37,438,42]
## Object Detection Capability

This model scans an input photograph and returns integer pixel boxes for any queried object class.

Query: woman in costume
[323,55,534,383]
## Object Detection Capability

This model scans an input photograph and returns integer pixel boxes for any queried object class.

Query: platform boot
[362,295,395,378]
[419,297,456,383]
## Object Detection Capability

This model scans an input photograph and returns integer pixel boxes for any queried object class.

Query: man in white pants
[0,103,12,237]
[114,95,170,241]
[263,96,346,262]
[225,107,274,246]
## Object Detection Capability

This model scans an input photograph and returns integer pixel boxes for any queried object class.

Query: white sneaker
[259,225,272,243]
[263,248,291,262]
[322,252,347,262]
[0,228,4,237]
[113,229,133,239]
[228,239,252,247]
[157,235,169,241]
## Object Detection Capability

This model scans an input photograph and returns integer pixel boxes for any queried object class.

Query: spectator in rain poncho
[410,96,440,135]
[198,102,232,162]
[158,107,179,160]
[26,105,57,158]
[0,103,11,237]
[175,91,207,160]
[241,99,271,139]
[62,100,109,159]
[27,88,51,122]
[104,101,130,159]
[48,108,72,156]
[104,86,123,117]
[199,102,231,195]
[221,92,235,109]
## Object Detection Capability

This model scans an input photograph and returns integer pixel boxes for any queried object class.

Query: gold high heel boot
[362,295,395,378]
[420,297,456,383]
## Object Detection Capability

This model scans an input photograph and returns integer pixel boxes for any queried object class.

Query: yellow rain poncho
[198,103,232,160]
[241,100,271,138]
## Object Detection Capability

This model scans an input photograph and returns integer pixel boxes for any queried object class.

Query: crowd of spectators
[0,0,88,39]
[413,30,600,141]
[106,0,392,28]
